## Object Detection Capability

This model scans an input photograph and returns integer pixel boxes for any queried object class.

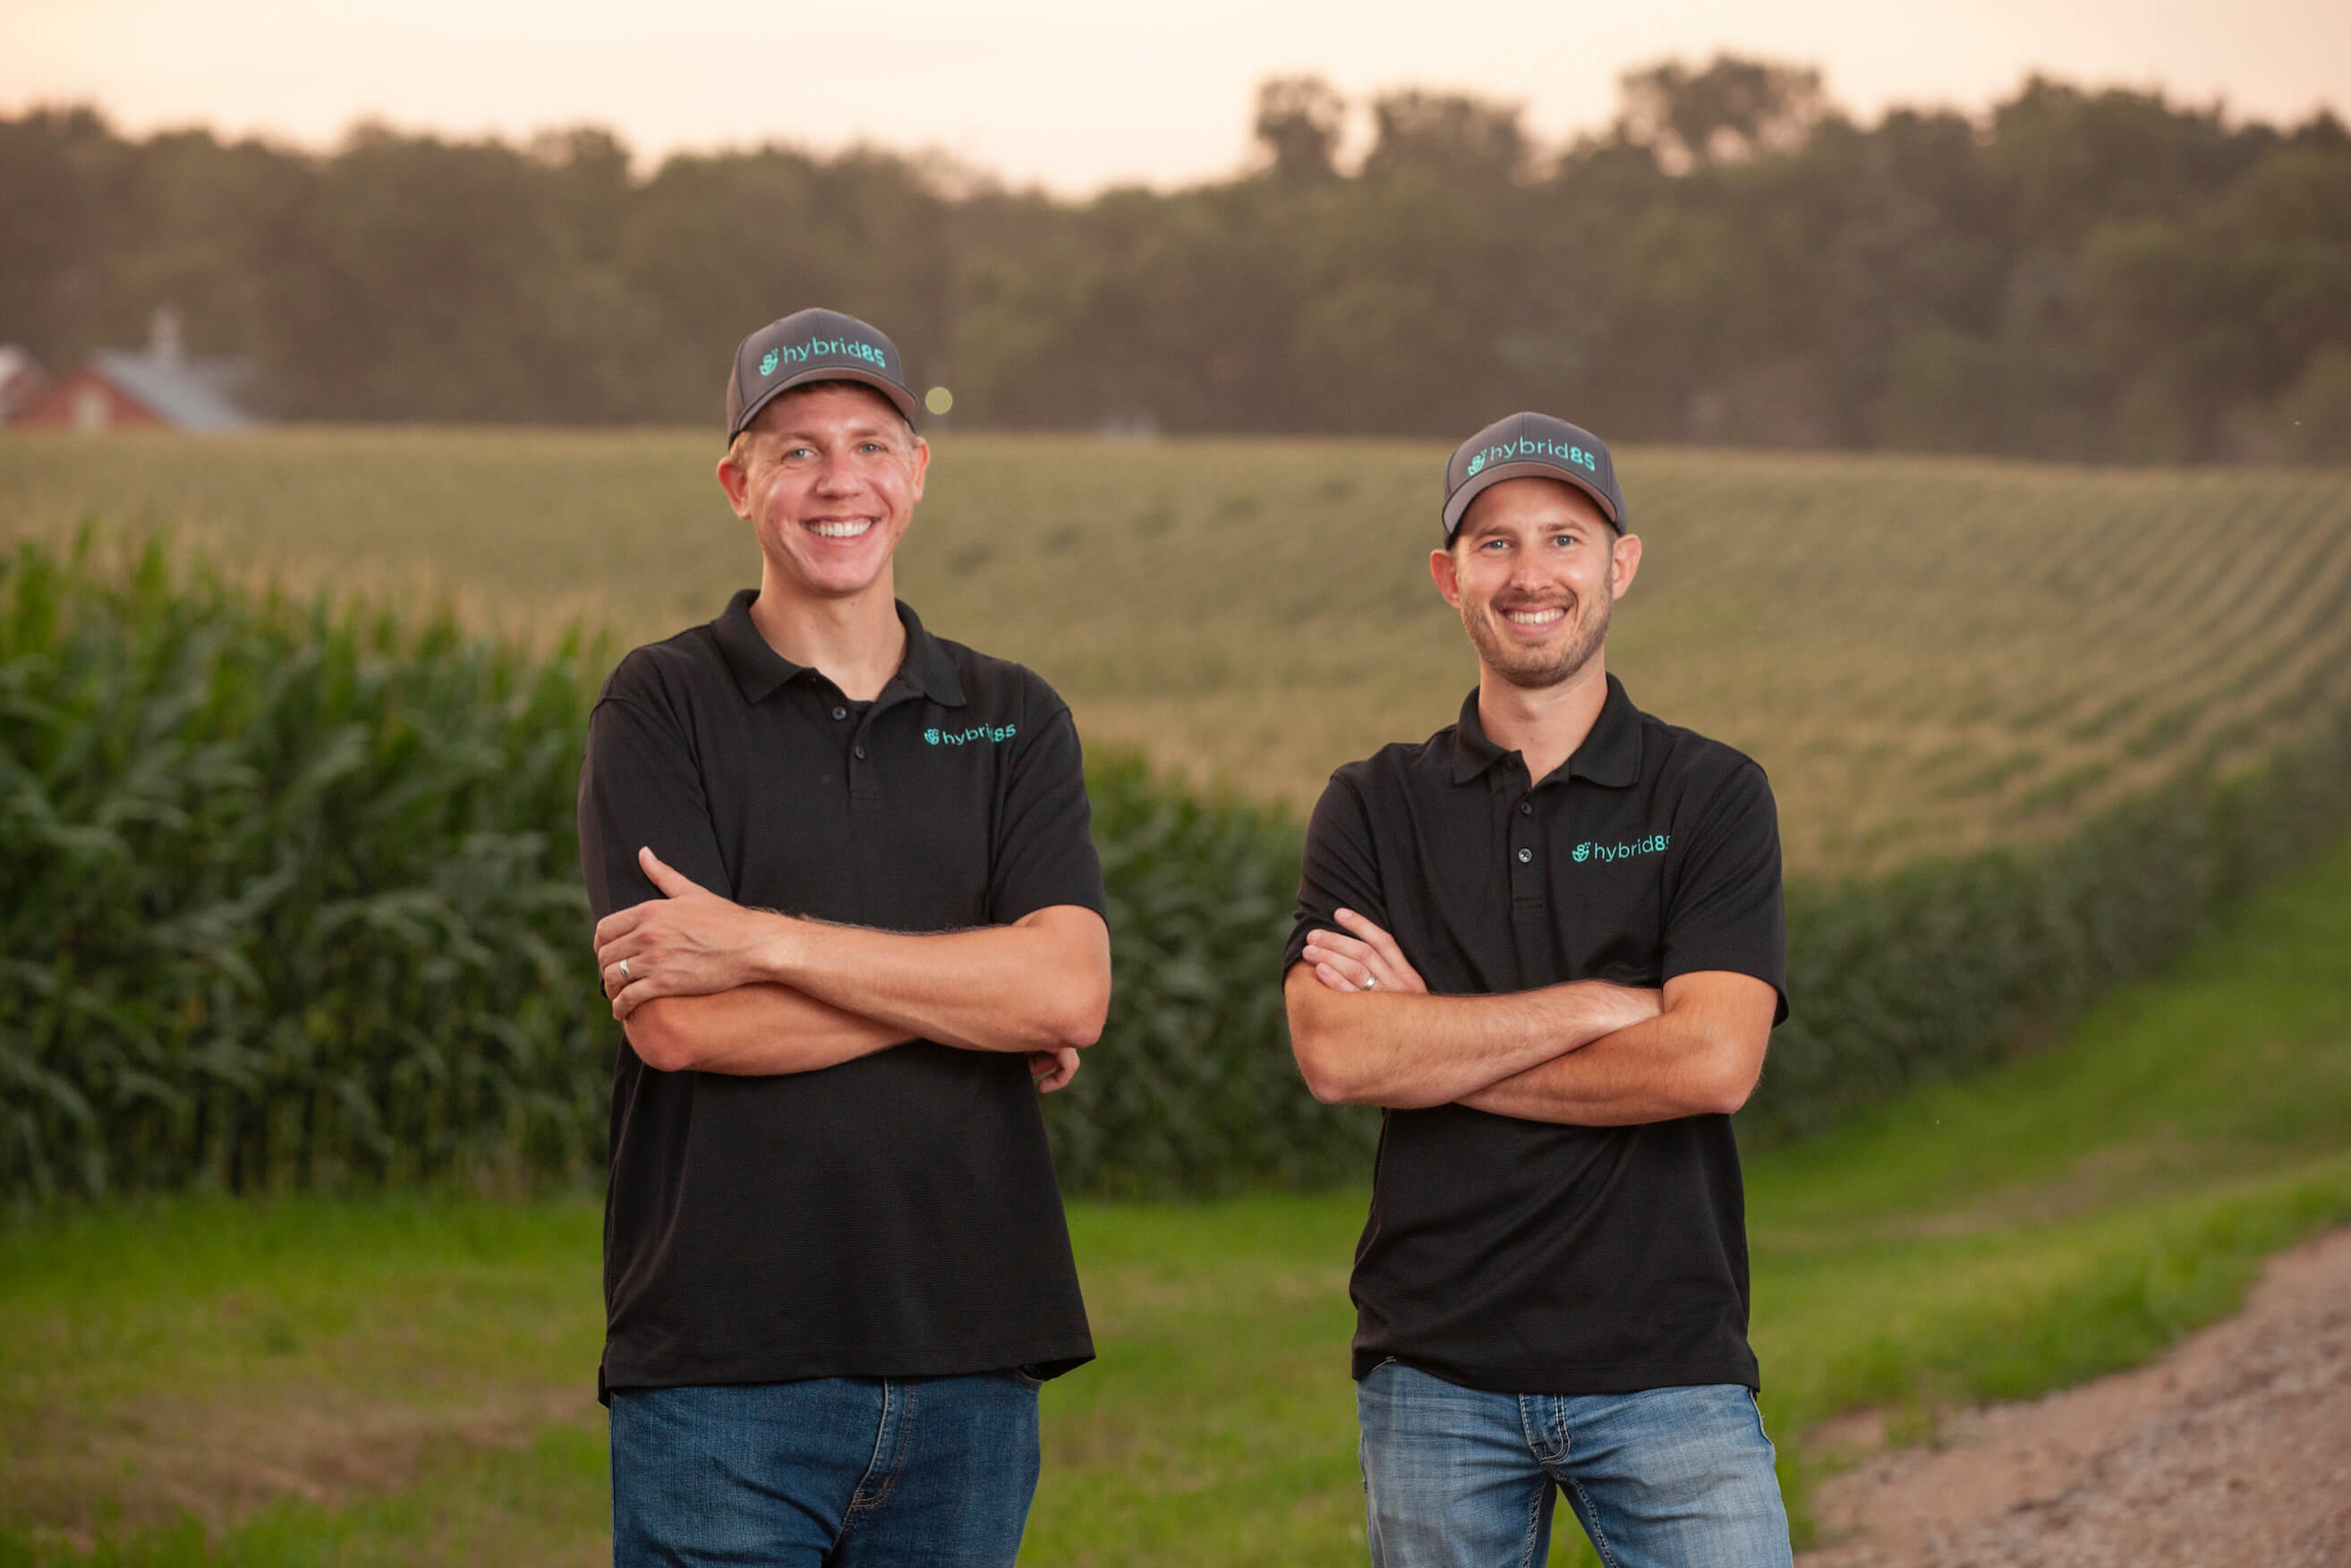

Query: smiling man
[576,308,1112,1567]
[1284,413,1794,1567]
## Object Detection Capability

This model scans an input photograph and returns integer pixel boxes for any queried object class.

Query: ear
[905,435,930,507]
[1609,531,1643,601]
[1429,545,1463,608]
[717,452,755,521]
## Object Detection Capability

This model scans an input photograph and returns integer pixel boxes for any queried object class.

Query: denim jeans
[1356,1360,1792,1568]
[609,1372,1042,1567]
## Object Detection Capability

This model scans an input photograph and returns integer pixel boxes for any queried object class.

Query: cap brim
[1442,461,1621,536]
[730,365,921,442]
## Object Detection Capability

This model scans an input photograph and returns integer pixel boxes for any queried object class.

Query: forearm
[760,906,1111,1055]
[1459,976,1772,1124]
[625,983,909,1076]
[1286,967,1655,1108]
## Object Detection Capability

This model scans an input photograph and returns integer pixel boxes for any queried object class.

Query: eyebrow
[1465,518,1597,542]
[768,424,899,444]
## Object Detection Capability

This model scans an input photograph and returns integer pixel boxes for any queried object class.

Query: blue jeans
[609,1373,1042,1567]
[1357,1361,1792,1568]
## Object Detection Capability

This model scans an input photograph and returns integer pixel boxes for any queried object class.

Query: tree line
[4,57,2348,462]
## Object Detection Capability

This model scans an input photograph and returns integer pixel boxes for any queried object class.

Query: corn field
[6,532,2351,1205]
[0,535,608,1201]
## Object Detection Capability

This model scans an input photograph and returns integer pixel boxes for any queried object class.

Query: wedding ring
[1361,973,1377,991]
[618,958,633,982]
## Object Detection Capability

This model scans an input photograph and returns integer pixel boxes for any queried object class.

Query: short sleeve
[577,676,733,924]
[1659,760,1789,1023]
[1283,771,1388,976]
[985,701,1107,925]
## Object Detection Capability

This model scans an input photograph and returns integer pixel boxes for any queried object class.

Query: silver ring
[1361,973,1377,991]
[618,958,633,982]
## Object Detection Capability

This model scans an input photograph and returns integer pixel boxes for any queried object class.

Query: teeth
[810,520,873,539]
[1504,608,1565,625]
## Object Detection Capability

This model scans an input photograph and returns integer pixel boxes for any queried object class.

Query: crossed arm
[592,846,1112,1090]
[1286,909,1777,1124]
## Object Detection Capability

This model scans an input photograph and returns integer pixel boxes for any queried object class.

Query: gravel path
[1800,1224,2351,1568]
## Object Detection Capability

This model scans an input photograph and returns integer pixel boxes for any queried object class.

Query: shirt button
[1520,801,1533,816]
[832,706,848,720]
[1516,848,1533,864]
[853,745,866,760]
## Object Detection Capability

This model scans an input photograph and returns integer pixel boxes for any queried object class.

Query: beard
[1461,586,1613,690]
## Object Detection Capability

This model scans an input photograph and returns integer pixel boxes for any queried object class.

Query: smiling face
[1431,476,1641,690]
[717,381,929,602]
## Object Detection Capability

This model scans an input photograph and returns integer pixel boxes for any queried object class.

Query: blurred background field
[8,826,2349,1566]
[5,429,2348,877]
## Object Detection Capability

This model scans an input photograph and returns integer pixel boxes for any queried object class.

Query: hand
[1301,909,1428,996]
[1030,1047,1081,1094]
[594,847,788,1020]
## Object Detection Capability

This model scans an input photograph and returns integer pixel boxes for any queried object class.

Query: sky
[6,0,2347,195]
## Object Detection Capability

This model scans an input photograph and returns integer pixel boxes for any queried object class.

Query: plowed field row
[4,430,2347,875]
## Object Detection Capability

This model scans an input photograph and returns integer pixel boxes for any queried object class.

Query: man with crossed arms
[581,307,1109,1565]
[1285,413,1794,1567]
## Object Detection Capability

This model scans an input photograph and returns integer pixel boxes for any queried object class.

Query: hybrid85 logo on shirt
[1572,833,1671,865]
[924,724,1018,746]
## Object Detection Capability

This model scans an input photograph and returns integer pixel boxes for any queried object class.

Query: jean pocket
[1007,1365,1046,1392]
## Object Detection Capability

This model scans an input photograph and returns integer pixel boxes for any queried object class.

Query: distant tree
[1254,76,1346,183]
[1360,90,1529,188]
[1617,55,1827,172]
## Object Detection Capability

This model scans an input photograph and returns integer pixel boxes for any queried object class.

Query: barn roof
[90,350,258,430]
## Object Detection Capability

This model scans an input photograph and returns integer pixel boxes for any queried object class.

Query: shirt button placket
[847,712,879,813]
[1511,789,1539,894]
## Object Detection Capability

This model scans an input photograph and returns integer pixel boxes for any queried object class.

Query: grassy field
[4,430,2349,876]
[6,825,2348,1566]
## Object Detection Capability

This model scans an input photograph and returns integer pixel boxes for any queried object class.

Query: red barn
[13,312,259,433]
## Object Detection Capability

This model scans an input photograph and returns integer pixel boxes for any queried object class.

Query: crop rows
[5,433,2349,881]
[0,536,612,1201]
[11,529,2351,1204]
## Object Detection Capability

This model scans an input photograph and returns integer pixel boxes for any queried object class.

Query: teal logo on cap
[757,337,890,379]
[1469,438,1602,477]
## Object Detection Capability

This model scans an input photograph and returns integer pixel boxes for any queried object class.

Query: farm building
[13,311,260,432]
[0,345,47,423]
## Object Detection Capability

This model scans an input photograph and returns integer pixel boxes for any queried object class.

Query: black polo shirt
[577,591,1104,1399]
[1283,675,1787,1395]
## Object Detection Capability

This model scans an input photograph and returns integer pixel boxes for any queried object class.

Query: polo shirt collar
[711,589,968,710]
[1450,673,1644,788]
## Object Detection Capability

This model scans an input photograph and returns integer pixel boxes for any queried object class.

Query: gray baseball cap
[725,307,919,442]
[1442,412,1627,539]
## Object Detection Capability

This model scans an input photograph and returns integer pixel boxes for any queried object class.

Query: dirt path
[1801,1225,2351,1567]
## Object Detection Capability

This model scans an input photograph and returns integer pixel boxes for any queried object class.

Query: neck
[749,560,907,703]
[1477,653,1611,784]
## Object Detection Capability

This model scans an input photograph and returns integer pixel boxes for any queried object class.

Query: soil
[1800,1224,2351,1567]
[10,1378,594,1544]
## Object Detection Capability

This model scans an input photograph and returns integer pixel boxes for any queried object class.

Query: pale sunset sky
[5,0,2347,193]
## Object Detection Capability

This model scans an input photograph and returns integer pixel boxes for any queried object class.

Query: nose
[812,448,862,494]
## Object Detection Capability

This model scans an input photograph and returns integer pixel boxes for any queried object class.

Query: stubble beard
[1462,588,1612,690]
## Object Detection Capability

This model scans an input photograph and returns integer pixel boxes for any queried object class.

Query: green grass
[5,831,2348,1564]
[5,430,2349,876]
